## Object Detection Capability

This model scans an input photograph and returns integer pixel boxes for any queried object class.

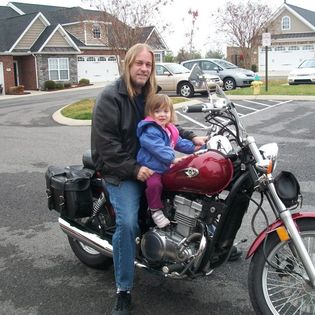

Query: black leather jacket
[91,77,196,185]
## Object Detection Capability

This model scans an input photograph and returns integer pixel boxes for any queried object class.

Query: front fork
[268,182,315,287]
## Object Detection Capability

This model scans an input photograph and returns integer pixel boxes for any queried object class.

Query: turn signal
[266,161,273,174]
[276,226,290,241]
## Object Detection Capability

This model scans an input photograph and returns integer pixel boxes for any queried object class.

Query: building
[0,2,168,94]
[226,1,315,73]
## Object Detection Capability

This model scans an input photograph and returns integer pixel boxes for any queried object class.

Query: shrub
[8,85,24,95]
[64,82,72,88]
[55,82,65,90]
[44,80,56,90]
[251,64,257,72]
[78,78,90,86]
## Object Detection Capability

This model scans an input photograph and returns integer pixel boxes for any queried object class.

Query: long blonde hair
[123,43,157,100]
[145,94,176,123]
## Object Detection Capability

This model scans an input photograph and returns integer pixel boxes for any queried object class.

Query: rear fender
[246,212,315,259]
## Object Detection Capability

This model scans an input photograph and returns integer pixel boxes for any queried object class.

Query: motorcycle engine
[141,195,203,264]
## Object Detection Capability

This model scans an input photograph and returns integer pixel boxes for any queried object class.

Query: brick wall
[0,55,15,94]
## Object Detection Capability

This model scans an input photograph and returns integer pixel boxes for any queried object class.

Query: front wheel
[223,77,236,90]
[248,219,315,315]
[68,236,113,270]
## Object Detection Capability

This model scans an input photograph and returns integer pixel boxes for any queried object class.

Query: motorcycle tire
[248,219,315,315]
[68,236,113,270]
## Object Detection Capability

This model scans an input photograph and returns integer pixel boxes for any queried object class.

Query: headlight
[259,143,278,173]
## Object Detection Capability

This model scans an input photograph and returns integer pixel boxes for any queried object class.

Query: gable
[269,8,314,34]
[45,30,71,47]
[14,17,46,50]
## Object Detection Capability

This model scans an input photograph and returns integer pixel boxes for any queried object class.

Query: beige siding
[63,24,85,43]
[85,22,108,45]
[46,31,71,47]
[15,18,46,49]
[269,9,313,34]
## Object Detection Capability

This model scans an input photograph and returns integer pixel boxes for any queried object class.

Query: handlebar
[182,104,210,113]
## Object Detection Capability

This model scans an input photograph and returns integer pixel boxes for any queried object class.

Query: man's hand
[137,166,154,182]
[192,136,208,146]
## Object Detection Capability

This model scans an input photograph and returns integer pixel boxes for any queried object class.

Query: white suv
[181,59,255,91]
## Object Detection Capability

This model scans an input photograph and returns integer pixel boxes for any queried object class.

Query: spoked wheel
[248,219,315,315]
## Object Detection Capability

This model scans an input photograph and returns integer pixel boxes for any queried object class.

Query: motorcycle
[45,84,315,315]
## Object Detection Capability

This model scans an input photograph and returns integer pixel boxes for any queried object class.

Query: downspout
[31,53,39,90]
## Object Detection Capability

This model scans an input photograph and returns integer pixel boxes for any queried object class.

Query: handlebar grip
[182,104,208,113]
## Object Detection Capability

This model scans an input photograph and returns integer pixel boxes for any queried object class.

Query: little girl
[137,94,201,228]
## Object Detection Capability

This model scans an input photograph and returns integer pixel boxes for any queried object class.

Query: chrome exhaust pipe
[58,217,113,257]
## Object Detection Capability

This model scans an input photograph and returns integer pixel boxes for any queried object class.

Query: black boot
[112,291,132,315]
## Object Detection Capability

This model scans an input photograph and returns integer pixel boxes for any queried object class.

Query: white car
[156,62,223,97]
[288,59,315,85]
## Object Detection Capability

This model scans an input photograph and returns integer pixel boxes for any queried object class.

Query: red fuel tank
[162,150,234,195]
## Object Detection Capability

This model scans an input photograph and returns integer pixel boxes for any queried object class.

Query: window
[261,47,272,52]
[154,53,162,62]
[98,57,106,61]
[282,16,291,30]
[274,46,285,51]
[86,56,96,61]
[201,61,217,71]
[48,58,69,81]
[92,23,101,39]
[77,56,85,61]
[288,46,299,51]
[108,56,117,61]
[303,45,314,51]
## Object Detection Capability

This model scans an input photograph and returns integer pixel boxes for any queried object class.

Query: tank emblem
[183,167,199,178]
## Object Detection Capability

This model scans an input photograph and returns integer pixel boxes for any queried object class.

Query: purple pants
[145,173,164,209]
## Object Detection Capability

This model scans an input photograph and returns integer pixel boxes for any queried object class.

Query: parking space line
[233,102,257,111]
[242,100,292,118]
[176,111,208,128]
[243,100,272,107]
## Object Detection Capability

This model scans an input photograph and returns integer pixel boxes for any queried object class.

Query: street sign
[262,32,271,46]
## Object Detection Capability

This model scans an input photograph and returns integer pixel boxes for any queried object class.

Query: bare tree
[215,0,271,68]
[82,0,173,51]
[185,9,199,53]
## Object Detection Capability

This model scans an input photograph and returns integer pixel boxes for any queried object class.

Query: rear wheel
[178,82,194,97]
[68,236,113,270]
[223,77,236,90]
[248,219,315,315]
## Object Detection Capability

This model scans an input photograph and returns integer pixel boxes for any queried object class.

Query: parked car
[288,58,315,85]
[155,62,223,97]
[181,58,255,91]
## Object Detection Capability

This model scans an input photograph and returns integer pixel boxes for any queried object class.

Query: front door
[13,61,19,86]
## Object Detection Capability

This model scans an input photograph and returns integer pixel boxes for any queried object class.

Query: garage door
[77,55,120,83]
[258,44,315,72]
[0,62,4,95]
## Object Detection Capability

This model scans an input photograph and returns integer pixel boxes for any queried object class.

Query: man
[91,43,239,315]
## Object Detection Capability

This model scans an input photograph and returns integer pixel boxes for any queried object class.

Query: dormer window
[282,16,291,30]
[92,23,101,38]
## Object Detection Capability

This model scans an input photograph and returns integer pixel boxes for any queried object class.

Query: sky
[2,0,315,55]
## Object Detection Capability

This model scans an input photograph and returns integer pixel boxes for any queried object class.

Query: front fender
[246,212,315,259]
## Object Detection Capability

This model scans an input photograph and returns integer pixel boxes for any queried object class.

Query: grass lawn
[226,79,315,96]
[61,97,189,120]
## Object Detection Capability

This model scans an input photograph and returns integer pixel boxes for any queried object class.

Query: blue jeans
[106,180,143,291]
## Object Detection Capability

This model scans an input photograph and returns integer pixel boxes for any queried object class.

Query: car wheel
[223,78,236,91]
[178,82,194,98]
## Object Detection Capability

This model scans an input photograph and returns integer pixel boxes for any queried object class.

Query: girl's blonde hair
[123,43,157,100]
[145,94,176,123]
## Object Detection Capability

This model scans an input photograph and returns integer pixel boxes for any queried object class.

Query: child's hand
[173,156,189,164]
[194,145,203,151]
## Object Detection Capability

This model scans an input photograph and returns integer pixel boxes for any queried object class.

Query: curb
[53,99,200,126]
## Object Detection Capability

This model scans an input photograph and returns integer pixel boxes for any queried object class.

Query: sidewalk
[0,81,108,101]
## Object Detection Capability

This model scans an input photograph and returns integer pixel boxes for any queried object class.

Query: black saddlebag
[45,165,94,218]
